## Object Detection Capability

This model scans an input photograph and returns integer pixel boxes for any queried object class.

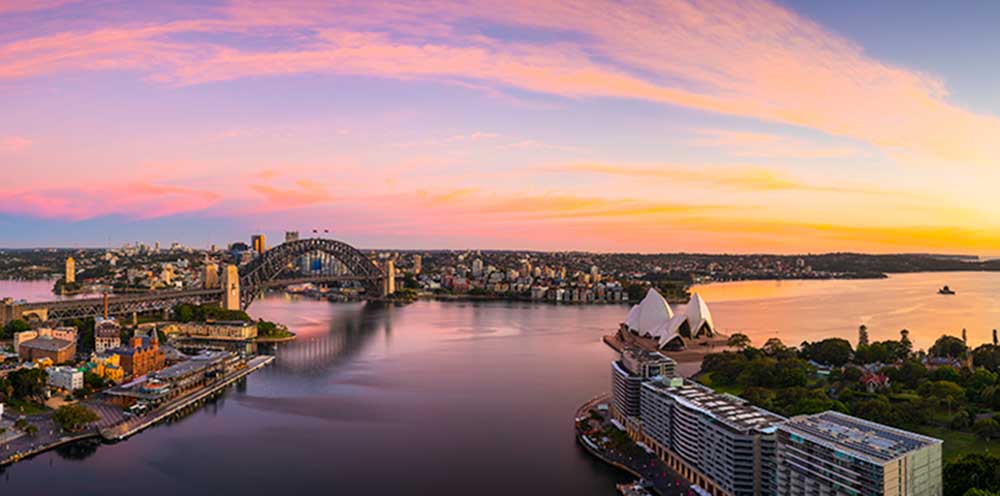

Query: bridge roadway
[1,275,377,325]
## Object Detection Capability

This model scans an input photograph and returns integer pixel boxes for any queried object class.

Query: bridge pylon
[222,264,241,311]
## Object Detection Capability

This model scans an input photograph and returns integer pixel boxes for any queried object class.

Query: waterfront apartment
[638,379,785,496]
[776,411,942,496]
[611,346,677,427]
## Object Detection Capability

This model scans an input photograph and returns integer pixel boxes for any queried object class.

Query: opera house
[618,288,717,350]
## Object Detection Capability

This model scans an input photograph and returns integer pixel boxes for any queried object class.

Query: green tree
[762,337,790,357]
[974,418,1000,441]
[930,335,969,359]
[858,325,869,347]
[2,318,30,339]
[973,345,1000,372]
[727,333,751,350]
[945,454,1000,496]
[53,404,100,432]
[801,338,853,367]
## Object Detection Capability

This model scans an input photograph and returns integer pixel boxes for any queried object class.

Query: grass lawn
[912,425,1000,461]
[6,398,50,416]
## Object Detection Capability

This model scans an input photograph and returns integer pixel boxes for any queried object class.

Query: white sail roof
[663,292,715,338]
[624,288,674,337]
[685,293,714,336]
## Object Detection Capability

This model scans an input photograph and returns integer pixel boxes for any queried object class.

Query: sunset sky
[2,1,1000,253]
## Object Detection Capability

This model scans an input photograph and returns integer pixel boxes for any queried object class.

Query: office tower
[251,234,266,254]
[65,256,76,284]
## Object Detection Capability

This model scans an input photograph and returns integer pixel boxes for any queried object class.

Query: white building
[622,289,717,350]
[47,366,84,392]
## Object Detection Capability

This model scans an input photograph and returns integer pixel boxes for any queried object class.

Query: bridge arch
[238,238,385,309]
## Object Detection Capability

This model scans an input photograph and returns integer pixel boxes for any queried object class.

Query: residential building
[638,379,785,496]
[95,317,122,353]
[776,411,942,496]
[47,366,83,392]
[65,256,75,284]
[611,346,676,427]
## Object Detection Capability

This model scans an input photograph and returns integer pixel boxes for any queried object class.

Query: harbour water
[2,272,997,494]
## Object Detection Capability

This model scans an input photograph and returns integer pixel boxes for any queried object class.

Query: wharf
[101,355,274,440]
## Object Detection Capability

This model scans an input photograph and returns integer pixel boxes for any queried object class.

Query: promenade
[575,394,691,496]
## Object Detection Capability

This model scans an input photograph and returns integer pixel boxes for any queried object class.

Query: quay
[101,355,274,440]
[574,394,691,496]
[1,355,274,466]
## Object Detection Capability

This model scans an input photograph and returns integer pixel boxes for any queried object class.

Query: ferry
[938,286,956,295]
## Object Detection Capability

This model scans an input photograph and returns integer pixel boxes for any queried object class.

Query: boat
[938,286,956,295]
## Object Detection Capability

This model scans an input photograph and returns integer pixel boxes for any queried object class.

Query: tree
[964,489,1000,496]
[8,368,47,403]
[973,345,1000,372]
[945,454,1000,496]
[53,404,100,432]
[762,337,788,356]
[930,335,968,359]
[858,325,869,347]
[801,338,853,367]
[994,329,999,346]
[974,418,1000,441]
[727,333,751,350]
[1,318,30,339]
[900,329,912,354]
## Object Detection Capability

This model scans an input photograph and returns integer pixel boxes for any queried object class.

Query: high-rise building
[204,263,219,289]
[251,234,266,254]
[776,411,942,496]
[638,379,785,496]
[383,260,396,296]
[471,258,484,277]
[65,256,75,284]
[285,231,300,242]
[413,254,422,274]
[611,347,676,424]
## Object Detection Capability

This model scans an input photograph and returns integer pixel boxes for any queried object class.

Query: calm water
[1,272,996,495]
[690,271,1000,349]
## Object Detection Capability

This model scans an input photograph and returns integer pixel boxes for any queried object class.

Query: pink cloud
[0,135,31,152]
[0,182,221,220]
[1,0,997,166]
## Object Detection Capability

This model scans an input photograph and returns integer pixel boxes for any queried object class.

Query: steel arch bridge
[238,238,386,309]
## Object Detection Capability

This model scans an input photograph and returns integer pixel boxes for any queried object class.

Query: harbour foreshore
[1,355,274,465]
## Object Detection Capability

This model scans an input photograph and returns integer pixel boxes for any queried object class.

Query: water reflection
[267,302,394,373]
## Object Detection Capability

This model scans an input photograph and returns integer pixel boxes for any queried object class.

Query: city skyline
[4,1,1000,253]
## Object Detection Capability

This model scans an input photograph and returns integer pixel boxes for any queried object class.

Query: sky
[2,0,1000,254]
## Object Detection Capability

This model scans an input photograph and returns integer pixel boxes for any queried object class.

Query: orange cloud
[249,179,333,211]
[554,163,888,195]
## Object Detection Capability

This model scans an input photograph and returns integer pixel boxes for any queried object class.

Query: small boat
[938,286,956,295]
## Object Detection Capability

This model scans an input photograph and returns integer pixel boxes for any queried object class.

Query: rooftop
[779,411,941,463]
[20,337,74,352]
[643,379,785,433]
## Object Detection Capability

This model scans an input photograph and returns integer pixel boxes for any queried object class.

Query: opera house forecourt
[588,291,944,496]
